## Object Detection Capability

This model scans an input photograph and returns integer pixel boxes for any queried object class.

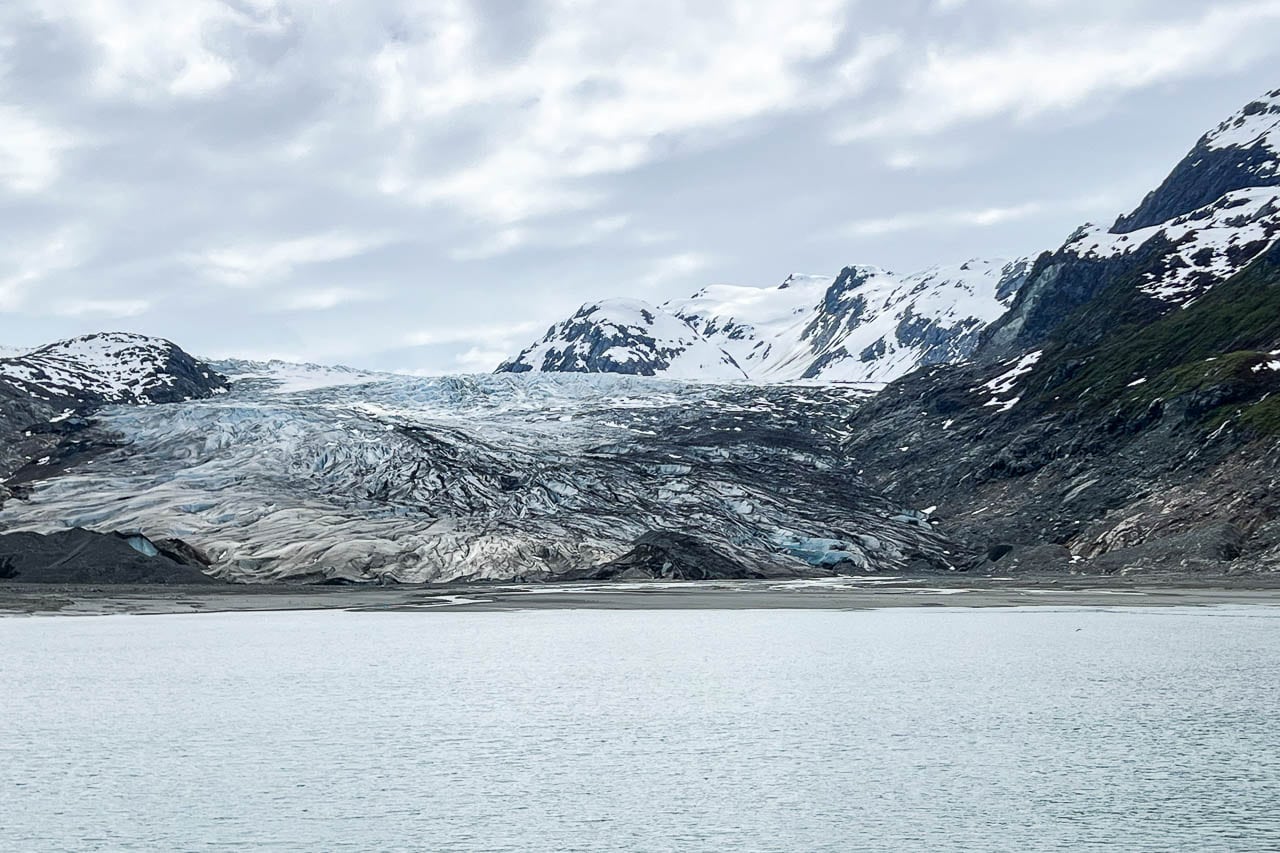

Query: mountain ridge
[498,257,1032,387]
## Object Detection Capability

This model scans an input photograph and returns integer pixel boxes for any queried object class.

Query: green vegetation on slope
[1027,245,1280,435]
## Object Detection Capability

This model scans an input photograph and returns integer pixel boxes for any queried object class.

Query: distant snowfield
[501,257,1031,386]
[215,359,400,394]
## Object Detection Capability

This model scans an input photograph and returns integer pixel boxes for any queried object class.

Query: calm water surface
[2,606,1278,852]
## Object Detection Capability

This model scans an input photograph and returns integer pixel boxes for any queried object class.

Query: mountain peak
[1114,87,1280,233]
[0,332,227,405]
[1204,88,1280,152]
[496,298,747,380]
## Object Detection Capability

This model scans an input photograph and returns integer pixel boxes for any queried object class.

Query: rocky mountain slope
[983,88,1280,360]
[843,89,1280,576]
[0,332,227,406]
[496,299,749,381]
[499,259,1031,387]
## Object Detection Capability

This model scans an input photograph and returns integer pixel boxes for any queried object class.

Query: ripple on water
[1,606,1278,852]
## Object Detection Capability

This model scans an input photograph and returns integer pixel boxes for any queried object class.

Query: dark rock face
[979,244,1156,361]
[841,243,1280,576]
[1115,92,1280,232]
[579,531,812,580]
[982,91,1280,363]
[0,529,220,584]
[496,301,745,379]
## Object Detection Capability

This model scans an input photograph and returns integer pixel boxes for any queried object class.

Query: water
[2,606,1278,852]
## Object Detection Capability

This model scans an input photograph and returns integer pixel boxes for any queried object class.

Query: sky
[1,0,1280,373]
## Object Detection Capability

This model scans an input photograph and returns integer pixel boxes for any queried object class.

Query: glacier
[0,363,952,583]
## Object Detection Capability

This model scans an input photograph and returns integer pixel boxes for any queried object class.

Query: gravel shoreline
[3,575,1280,617]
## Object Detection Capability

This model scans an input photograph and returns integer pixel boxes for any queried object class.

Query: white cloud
[32,0,289,99]
[401,319,547,374]
[637,252,715,290]
[0,228,88,311]
[370,2,898,222]
[190,232,390,287]
[453,346,511,373]
[0,106,74,193]
[838,191,1130,237]
[448,215,632,261]
[838,1,1280,140]
[277,287,378,312]
[448,228,530,262]
[401,320,544,349]
[51,298,150,318]
[841,203,1045,236]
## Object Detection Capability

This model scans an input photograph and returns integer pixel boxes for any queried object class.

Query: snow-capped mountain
[663,273,834,379]
[497,298,749,381]
[840,88,1280,577]
[498,259,1031,387]
[788,258,1030,383]
[0,332,227,406]
[984,89,1280,357]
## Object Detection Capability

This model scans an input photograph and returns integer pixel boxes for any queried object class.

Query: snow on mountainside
[497,298,749,381]
[1067,186,1279,303]
[498,259,1031,387]
[1092,88,1280,304]
[1205,88,1280,157]
[1116,88,1280,233]
[0,332,228,405]
[794,258,1030,384]
[983,87,1280,359]
[664,273,834,380]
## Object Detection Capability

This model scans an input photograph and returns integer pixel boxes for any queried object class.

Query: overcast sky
[2,0,1279,372]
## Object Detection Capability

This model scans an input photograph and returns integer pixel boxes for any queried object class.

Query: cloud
[841,203,1046,237]
[0,227,88,311]
[837,192,1128,237]
[51,298,150,318]
[0,106,74,193]
[448,215,632,261]
[400,319,549,374]
[448,227,530,262]
[31,0,290,99]
[453,346,511,373]
[276,287,378,312]
[401,320,544,349]
[637,252,715,290]
[369,3,899,222]
[838,0,1280,140]
[189,232,390,287]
